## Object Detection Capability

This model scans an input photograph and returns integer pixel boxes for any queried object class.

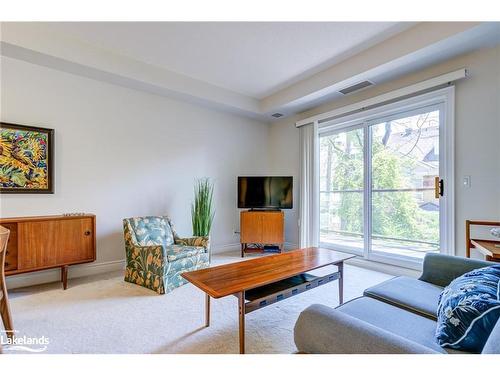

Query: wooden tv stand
[240,210,284,257]
[0,214,96,289]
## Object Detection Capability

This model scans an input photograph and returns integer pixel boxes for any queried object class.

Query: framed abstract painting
[0,122,54,194]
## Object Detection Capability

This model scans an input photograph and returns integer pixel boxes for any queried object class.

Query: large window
[319,89,454,268]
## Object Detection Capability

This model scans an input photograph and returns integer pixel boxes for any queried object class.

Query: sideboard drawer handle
[84,230,91,236]
[5,251,9,255]
[5,262,9,267]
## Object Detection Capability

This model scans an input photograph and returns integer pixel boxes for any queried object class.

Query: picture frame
[0,122,54,194]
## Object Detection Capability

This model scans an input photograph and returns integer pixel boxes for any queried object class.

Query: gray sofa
[294,253,500,354]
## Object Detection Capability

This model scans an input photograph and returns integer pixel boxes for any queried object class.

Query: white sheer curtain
[299,121,319,248]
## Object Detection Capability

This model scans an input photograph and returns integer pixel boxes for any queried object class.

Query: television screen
[238,176,293,209]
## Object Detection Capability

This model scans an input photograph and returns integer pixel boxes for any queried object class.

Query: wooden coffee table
[182,247,355,354]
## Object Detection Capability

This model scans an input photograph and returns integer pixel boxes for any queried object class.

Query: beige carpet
[4,251,392,354]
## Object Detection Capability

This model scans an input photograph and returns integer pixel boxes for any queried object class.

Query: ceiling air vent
[339,80,374,95]
[271,113,284,118]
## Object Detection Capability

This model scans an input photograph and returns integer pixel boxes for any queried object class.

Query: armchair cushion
[166,245,206,262]
[128,216,174,247]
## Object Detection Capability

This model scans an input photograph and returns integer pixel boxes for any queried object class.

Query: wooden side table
[240,210,284,257]
[466,220,500,262]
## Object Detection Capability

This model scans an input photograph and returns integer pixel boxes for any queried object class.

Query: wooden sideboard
[0,214,96,289]
[240,210,284,257]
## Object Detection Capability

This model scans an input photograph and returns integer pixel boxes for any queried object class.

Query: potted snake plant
[191,178,215,260]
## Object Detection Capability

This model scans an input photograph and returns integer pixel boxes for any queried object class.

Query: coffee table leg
[238,291,245,354]
[205,293,210,327]
[338,262,344,305]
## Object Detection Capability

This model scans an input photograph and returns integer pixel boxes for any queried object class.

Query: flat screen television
[238,176,293,209]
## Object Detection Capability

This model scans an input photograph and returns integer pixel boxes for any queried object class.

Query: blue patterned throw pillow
[436,264,500,353]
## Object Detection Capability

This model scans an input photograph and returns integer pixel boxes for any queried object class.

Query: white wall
[2,45,499,288]
[269,120,301,248]
[0,57,271,286]
[269,45,500,258]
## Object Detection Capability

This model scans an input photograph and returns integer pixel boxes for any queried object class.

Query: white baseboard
[211,243,241,253]
[215,242,299,255]
[5,242,243,289]
[283,244,419,277]
[6,243,419,290]
[284,245,419,277]
[6,259,126,290]
[346,257,420,278]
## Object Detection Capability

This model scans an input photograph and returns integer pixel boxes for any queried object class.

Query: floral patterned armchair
[123,216,210,294]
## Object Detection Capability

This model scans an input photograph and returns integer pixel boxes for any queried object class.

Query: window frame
[318,86,455,270]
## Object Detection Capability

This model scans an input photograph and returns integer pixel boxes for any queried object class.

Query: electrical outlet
[463,175,471,188]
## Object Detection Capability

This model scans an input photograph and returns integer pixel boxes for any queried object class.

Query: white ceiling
[3,22,498,120]
[44,22,414,98]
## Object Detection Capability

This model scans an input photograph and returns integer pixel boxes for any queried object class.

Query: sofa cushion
[436,265,500,353]
[166,245,206,262]
[337,297,466,353]
[128,216,174,247]
[294,303,439,354]
[419,253,494,287]
[364,276,443,320]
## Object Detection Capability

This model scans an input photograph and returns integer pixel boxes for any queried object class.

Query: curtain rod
[295,68,468,128]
